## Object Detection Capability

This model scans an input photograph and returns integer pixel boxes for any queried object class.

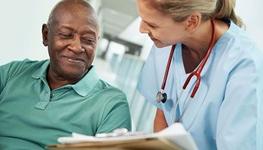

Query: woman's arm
[154,108,168,132]
[216,58,262,150]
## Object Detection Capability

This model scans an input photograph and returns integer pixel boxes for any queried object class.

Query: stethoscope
[156,20,216,103]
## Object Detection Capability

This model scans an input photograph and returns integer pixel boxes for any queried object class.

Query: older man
[0,0,131,149]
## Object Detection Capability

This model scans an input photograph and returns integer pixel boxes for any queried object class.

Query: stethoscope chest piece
[156,90,167,103]
[155,20,216,104]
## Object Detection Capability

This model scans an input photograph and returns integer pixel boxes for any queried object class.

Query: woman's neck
[183,20,213,59]
[181,19,229,73]
[183,19,229,57]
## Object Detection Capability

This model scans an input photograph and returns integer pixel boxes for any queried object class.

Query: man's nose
[68,35,84,53]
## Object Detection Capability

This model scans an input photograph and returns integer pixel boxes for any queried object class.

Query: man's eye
[59,33,73,39]
[82,38,96,45]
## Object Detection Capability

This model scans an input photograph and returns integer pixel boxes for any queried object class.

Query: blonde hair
[150,0,243,27]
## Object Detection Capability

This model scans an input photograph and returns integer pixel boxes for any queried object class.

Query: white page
[57,123,198,150]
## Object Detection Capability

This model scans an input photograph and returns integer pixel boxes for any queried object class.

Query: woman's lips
[149,36,158,42]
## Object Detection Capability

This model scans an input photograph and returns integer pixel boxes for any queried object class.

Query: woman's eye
[149,24,158,29]
[143,20,157,29]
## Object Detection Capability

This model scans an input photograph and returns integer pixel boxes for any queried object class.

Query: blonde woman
[137,0,262,149]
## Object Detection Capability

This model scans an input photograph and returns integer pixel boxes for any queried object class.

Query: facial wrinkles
[50,10,94,71]
[139,2,166,38]
[50,8,98,51]
[43,1,100,89]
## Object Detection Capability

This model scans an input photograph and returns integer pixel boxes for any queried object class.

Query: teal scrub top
[138,21,263,150]
[0,59,131,150]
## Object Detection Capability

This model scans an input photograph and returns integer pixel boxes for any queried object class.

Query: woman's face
[137,0,187,48]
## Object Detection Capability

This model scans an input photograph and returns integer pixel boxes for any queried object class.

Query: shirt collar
[32,60,50,79]
[32,60,100,97]
[72,66,100,97]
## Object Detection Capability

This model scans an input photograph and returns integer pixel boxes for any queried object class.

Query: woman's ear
[42,24,49,46]
[185,12,201,33]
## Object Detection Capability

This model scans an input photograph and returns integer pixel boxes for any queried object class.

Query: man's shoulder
[95,80,127,100]
[2,59,47,69]
[0,59,48,77]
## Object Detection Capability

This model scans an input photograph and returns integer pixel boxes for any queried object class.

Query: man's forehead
[48,1,99,30]
[51,14,98,34]
[51,0,94,13]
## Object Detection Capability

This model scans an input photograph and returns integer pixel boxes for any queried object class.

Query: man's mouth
[63,56,85,64]
[67,58,83,63]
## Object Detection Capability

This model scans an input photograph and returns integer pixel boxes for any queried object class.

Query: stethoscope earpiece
[156,91,167,103]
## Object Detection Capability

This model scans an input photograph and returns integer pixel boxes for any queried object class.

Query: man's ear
[185,12,201,33]
[42,24,49,46]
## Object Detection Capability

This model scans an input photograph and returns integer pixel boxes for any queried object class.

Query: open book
[47,123,198,150]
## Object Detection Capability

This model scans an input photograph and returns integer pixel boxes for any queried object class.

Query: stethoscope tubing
[157,19,216,102]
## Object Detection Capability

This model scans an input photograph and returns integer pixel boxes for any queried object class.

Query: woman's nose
[139,21,149,34]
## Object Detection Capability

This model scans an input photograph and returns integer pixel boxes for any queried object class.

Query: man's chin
[61,71,84,83]
[58,67,86,81]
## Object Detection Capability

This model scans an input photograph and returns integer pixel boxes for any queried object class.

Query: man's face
[42,6,99,81]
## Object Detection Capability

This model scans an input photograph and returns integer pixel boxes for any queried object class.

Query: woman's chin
[154,41,169,48]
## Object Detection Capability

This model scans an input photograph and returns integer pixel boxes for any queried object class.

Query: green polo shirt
[0,59,131,150]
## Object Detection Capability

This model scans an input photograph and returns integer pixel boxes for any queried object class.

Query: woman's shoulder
[215,20,262,63]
